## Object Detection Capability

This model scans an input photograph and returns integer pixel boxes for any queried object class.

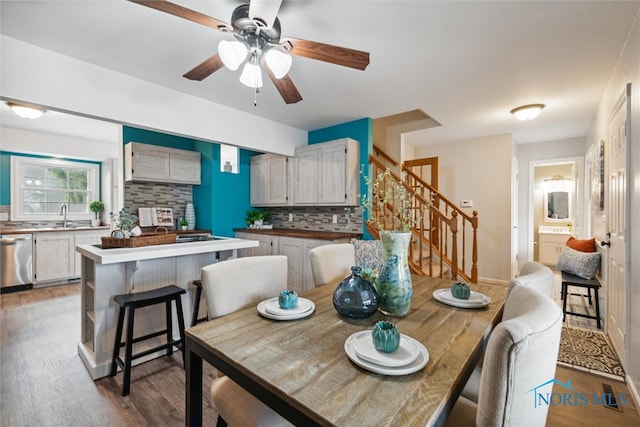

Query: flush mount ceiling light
[7,102,46,119]
[510,104,545,121]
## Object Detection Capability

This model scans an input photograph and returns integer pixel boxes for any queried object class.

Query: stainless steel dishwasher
[1,234,33,291]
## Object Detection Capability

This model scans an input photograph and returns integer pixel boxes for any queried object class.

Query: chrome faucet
[59,204,72,228]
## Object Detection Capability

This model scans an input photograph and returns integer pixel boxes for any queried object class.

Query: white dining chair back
[507,261,554,299]
[202,255,293,427]
[446,285,563,427]
[308,243,356,287]
[201,255,287,319]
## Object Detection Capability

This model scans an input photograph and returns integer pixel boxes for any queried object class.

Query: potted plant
[245,209,271,228]
[88,200,104,227]
[180,218,189,231]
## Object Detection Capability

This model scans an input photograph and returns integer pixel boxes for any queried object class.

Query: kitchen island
[75,236,258,380]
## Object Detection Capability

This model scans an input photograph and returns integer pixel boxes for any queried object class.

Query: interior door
[606,84,630,366]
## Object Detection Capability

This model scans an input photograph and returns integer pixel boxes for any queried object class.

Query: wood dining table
[184,275,507,427]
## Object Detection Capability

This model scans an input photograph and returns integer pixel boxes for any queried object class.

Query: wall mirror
[545,190,570,221]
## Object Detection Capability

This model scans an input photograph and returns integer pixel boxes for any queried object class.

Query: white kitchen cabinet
[538,232,571,265]
[235,231,350,292]
[250,153,292,206]
[34,232,75,283]
[124,142,201,184]
[74,231,108,276]
[293,138,360,206]
[34,229,109,283]
[234,232,275,257]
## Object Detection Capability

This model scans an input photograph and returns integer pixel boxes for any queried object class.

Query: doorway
[528,157,584,264]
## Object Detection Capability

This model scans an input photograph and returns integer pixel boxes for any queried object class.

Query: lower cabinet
[34,229,108,284]
[234,232,276,257]
[234,232,348,293]
[538,232,571,265]
[34,232,75,283]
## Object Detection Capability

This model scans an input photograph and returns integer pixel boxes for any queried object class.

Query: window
[11,156,99,221]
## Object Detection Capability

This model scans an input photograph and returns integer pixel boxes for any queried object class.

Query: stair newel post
[471,210,479,284]
[450,211,459,281]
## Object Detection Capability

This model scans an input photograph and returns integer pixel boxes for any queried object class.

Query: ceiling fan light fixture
[218,40,248,71]
[239,61,263,88]
[510,104,545,121]
[7,102,46,119]
[265,49,292,79]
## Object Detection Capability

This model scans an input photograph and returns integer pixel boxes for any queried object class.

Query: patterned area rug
[558,326,625,381]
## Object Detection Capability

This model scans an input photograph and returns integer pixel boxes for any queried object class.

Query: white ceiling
[1,0,638,148]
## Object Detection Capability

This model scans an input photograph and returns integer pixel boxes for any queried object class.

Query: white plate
[353,331,420,367]
[344,331,429,375]
[257,298,315,321]
[264,297,314,316]
[432,288,491,308]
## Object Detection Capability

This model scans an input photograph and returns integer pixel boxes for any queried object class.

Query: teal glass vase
[377,231,413,317]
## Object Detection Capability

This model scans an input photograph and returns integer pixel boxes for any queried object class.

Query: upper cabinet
[124,142,201,184]
[294,138,360,206]
[250,153,292,206]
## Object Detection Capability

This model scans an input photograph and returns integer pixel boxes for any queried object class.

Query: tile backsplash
[123,182,193,228]
[265,206,363,233]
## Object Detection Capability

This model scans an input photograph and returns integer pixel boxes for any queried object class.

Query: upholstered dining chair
[446,285,563,427]
[201,255,293,427]
[308,243,356,287]
[507,261,555,299]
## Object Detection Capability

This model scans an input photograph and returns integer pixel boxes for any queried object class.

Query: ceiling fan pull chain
[254,87,259,107]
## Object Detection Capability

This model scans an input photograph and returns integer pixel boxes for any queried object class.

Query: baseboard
[627,373,640,412]
[478,276,508,286]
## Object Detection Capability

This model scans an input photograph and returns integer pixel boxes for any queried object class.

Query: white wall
[0,36,306,156]
[584,10,640,407]
[1,126,120,161]
[415,134,513,282]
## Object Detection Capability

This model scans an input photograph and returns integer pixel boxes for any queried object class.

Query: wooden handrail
[366,156,479,283]
[372,144,399,167]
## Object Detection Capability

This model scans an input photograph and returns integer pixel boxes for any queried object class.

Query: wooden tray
[101,227,175,249]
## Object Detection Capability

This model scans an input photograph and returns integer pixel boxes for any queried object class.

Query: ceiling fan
[129,0,370,104]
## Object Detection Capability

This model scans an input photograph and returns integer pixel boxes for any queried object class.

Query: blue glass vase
[333,266,379,319]
[377,231,413,317]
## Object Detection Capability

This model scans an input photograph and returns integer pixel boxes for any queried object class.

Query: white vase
[185,203,196,230]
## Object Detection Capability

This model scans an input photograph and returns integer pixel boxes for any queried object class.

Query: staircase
[367,146,479,283]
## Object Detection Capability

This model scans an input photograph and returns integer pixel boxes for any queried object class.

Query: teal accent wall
[0,151,101,206]
[123,126,258,237]
[308,118,373,238]
[0,153,11,205]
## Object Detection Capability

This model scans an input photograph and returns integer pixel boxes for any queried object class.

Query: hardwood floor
[1,281,638,426]
[1,283,217,427]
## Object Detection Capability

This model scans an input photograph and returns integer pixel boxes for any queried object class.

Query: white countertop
[76,236,258,264]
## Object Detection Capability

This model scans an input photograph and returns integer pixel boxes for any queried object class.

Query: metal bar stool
[561,271,602,329]
[110,285,186,396]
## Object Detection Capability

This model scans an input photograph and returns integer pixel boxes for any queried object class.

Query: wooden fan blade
[183,54,224,81]
[262,59,302,104]
[129,0,230,31]
[249,0,283,28]
[281,37,369,71]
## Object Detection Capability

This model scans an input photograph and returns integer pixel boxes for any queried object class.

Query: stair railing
[367,155,478,283]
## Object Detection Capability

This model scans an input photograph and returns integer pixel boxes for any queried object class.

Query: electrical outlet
[332,214,338,224]
[288,213,293,222]
[460,200,473,208]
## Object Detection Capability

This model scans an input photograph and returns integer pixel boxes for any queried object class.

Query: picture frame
[597,139,605,211]
[152,207,174,226]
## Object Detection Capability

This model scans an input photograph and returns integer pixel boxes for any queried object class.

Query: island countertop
[76,236,258,264]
